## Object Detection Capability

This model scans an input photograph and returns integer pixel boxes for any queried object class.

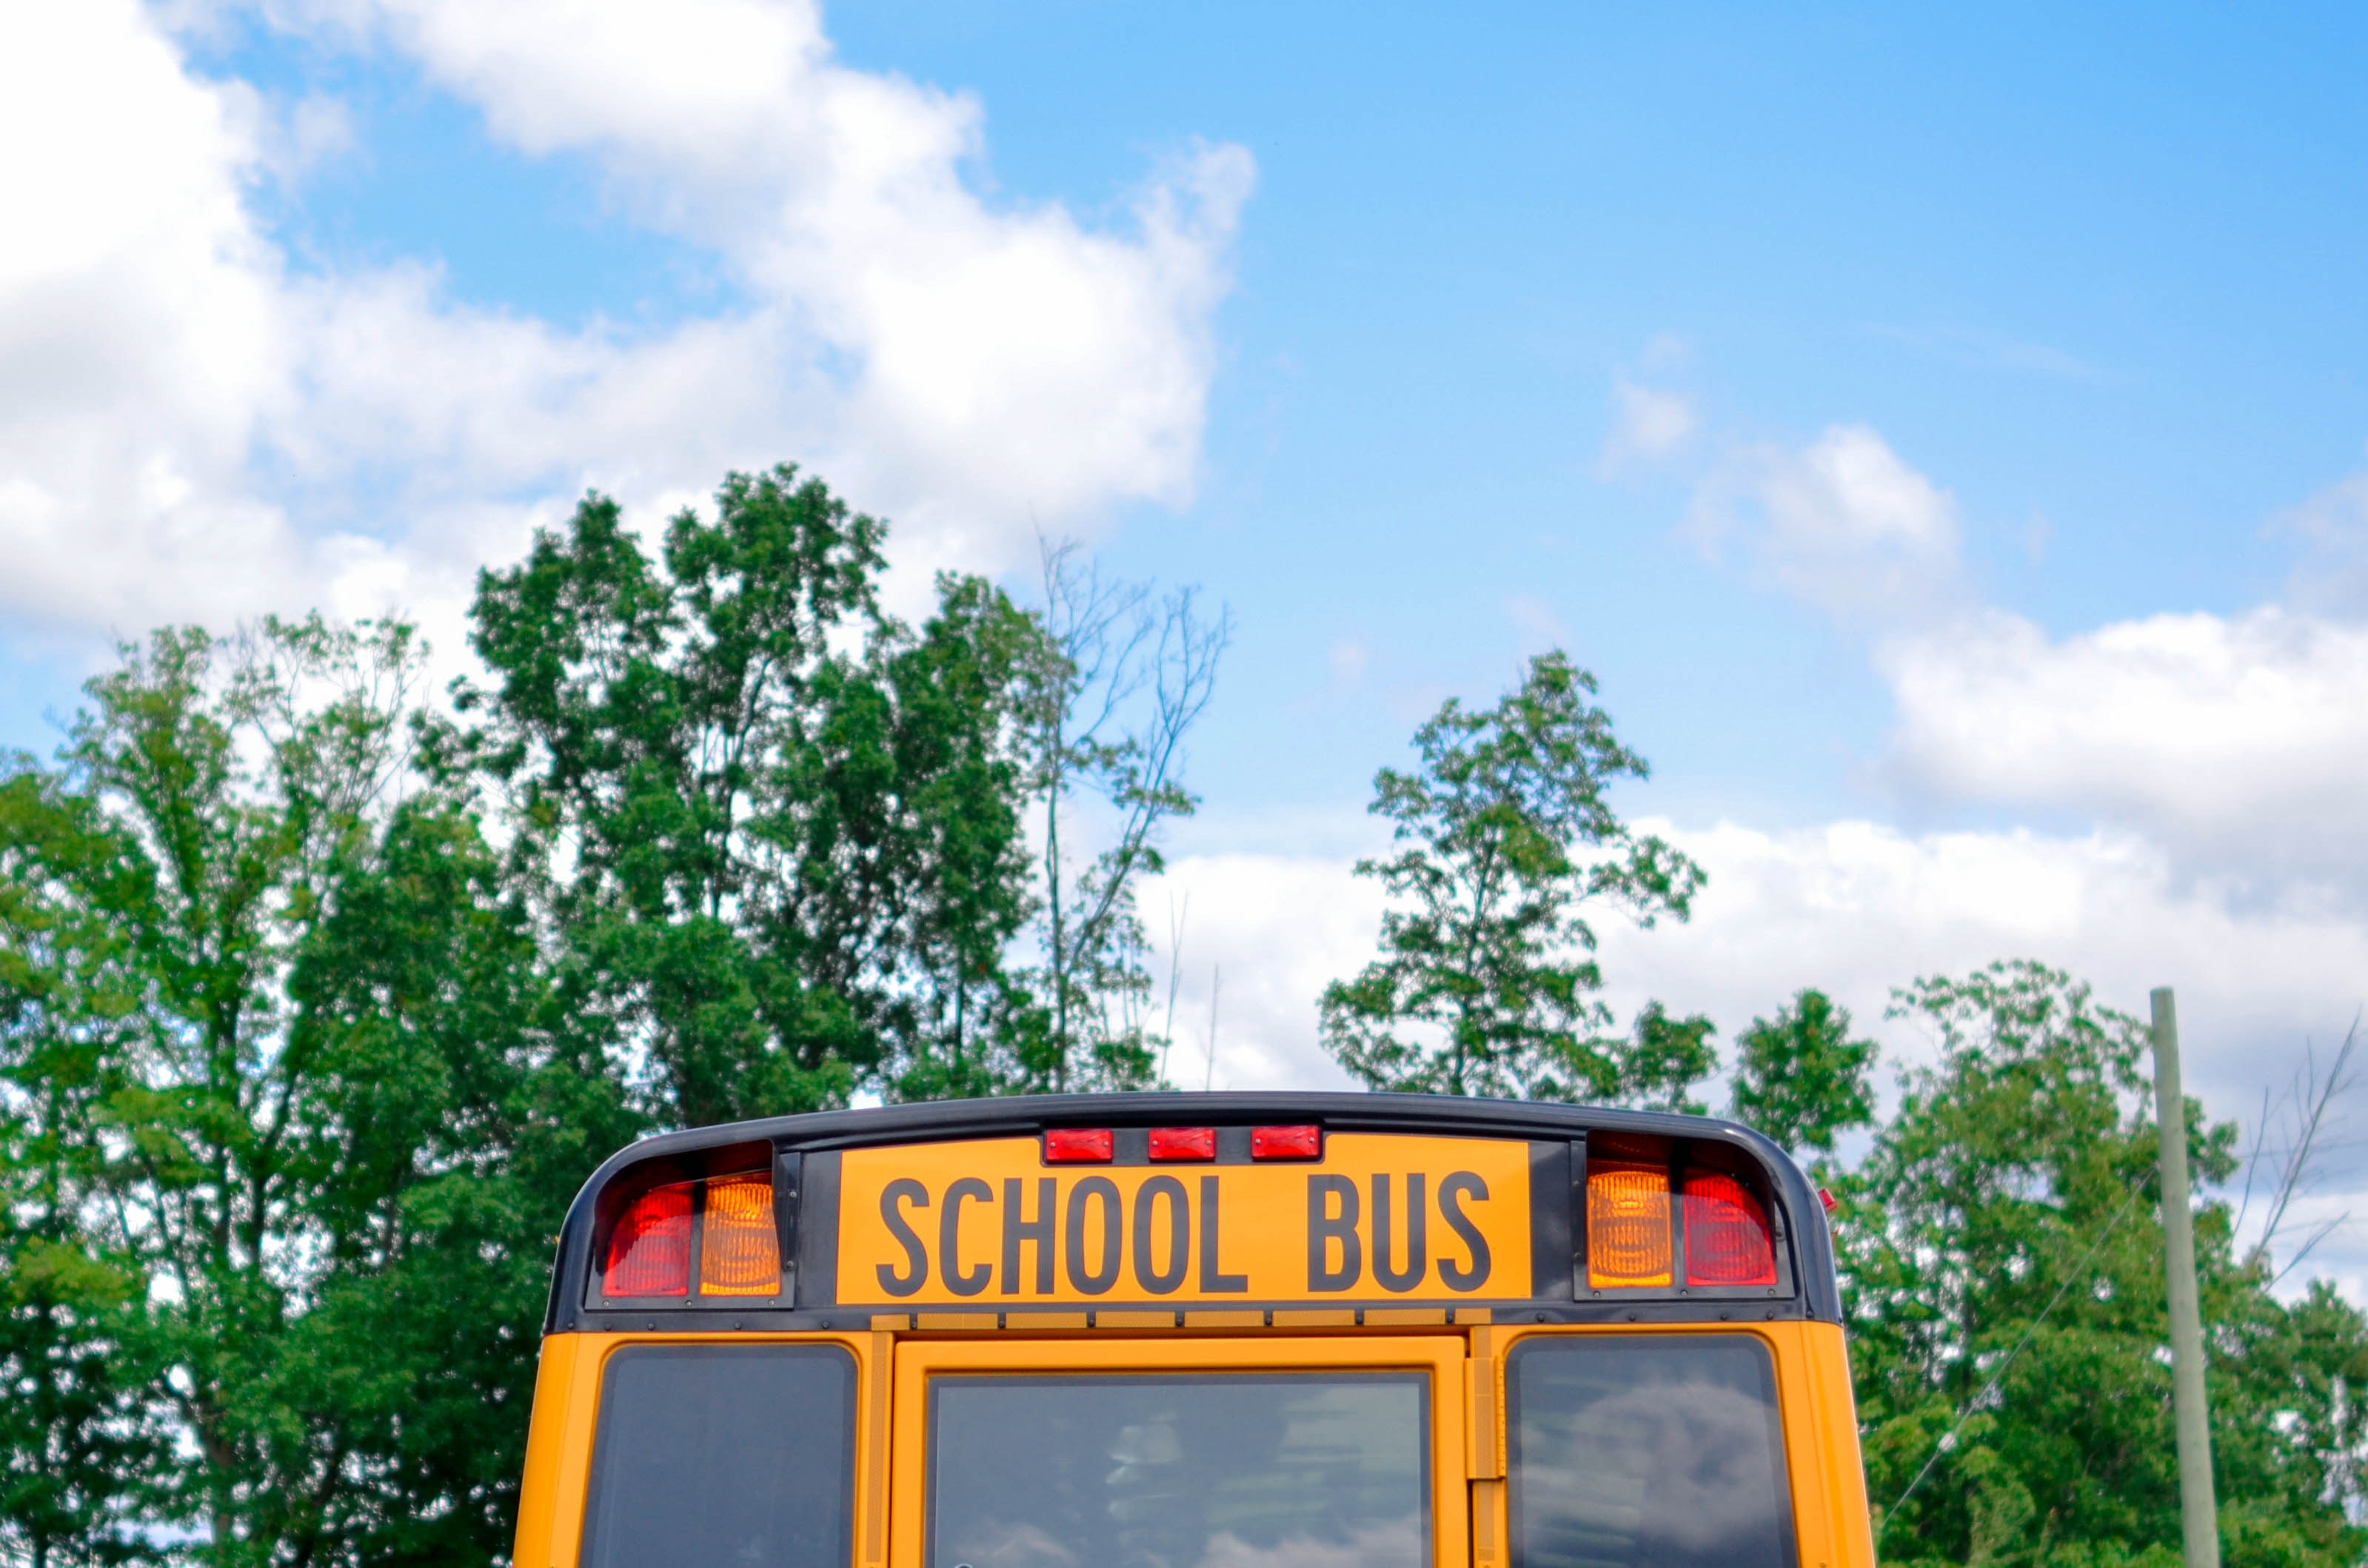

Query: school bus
[513,1091,1875,1568]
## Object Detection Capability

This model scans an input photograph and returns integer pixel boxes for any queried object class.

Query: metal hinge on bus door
[1466,1327,1505,1568]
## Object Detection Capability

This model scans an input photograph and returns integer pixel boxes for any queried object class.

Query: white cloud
[1688,424,1964,621]
[0,0,1251,646]
[1145,817,2368,1284]
[271,0,1254,555]
[2281,463,2368,615]
[1881,606,2368,895]
[1598,377,1696,471]
[1143,854,1381,1093]
[1154,817,2368,1113]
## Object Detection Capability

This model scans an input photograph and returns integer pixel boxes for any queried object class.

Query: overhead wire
[1875,1181,2146,1547]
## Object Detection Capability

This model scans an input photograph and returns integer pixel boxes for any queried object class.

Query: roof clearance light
[1250,1125,1322,1161]
[698,1173,783,1296]
[1044,1128,1114,1163]
[1148,1127,1217,1161]
[1683,1172,1778,1287]
[604,1181,694,1296]
[1587,1162,1674,1288]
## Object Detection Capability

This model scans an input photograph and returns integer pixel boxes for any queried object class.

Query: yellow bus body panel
[513,1319,1873,1568]
[837,1133,1536,1306]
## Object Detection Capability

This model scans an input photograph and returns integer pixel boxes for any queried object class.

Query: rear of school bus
[512,1093,1875,1568]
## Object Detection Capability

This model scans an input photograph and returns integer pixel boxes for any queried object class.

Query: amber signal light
[1586,1163,1673,1288]
[601,1173,781,1299]
[699,1174,783,1296]
[1585,1158,1781,1291]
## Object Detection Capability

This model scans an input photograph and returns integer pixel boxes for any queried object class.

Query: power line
[1876,1182,2145,1547]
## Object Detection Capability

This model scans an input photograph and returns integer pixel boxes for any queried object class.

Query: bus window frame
[888,1334,1472,1568]
[1475,1321,1873,1568]
[578,1339,860,1568]
[511,1332,881,1568]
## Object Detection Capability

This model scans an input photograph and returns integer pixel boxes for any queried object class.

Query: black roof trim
[543,1092,1842,1331]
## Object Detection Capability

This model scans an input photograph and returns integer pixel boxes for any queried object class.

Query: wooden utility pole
[2150,987,2220,1568]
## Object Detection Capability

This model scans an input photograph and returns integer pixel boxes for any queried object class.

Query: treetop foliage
[1845,962,2365,1568]
[1319,650,1710,1102]
[0,466,1225,1565]
[3,465,2363,1567]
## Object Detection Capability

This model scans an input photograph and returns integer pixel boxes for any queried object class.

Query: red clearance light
[605,1181,694,1296]
[1250,1125,1322,1160]
[1684,1171,1779,1287]
[1044,1128,1114,1163]
[699,1173,782,1296]
[1148,1127,1217,1161]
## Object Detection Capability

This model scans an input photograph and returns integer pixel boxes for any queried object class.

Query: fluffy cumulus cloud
[0,0,1251,643]
[1882,607,2368,894]
[1145,819,2368,1282]
[1152,817,2368,1118]
[1688,423,1964,620]
[1141,853,1382,1094]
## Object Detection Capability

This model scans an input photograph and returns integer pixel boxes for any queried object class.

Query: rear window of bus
[929,1371,1428,1568]
[1508,1334,1795,1568]
[580,1344,854,1568]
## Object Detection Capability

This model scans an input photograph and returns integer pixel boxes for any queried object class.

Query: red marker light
[1819,1187,1839,1213]
[1250,1125,1322,1160]
[1044,1128,1114,1163]
[1683,1171,1779,1287]
[604,1181,694,1296]
[1148,1127,1217,1161]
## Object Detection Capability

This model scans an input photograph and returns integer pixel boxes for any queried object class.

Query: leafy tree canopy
[1730,987,1879,1155]
[1844,961,2367,1568]
[1320,651,1708,1100]
[0,617,635,1566]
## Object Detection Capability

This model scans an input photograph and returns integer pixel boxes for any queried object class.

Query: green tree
[450,466,1054,1122]
[1014,540,1228,1094]
[1730,987,1879,1155]
[1843,961,2368,1568]
[874,574,1052,1102]
[0,1195,161,1567]
[0,617,632,1565]
[1319,652,1708,1100]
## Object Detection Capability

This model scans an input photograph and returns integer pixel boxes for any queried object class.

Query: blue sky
[158,0,2368,825]
[7,1,2368,1270]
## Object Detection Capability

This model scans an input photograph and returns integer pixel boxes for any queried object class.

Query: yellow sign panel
[836,1133,1532,1307]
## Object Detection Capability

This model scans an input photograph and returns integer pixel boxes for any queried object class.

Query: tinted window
[929,1373,1428,1568]
[581,1344,854,1568]
[1508,1336,1794,1568]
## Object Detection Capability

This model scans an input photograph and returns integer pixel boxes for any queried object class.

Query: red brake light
[1684,1172,1778,1287]
[1148,1127,1217,1161]
[604,1181,693,1296]
[1044,1128,1114,1163]
[1251,1125,1322,1160]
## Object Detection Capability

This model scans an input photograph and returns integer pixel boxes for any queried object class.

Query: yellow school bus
[513,1092,1874,1568]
